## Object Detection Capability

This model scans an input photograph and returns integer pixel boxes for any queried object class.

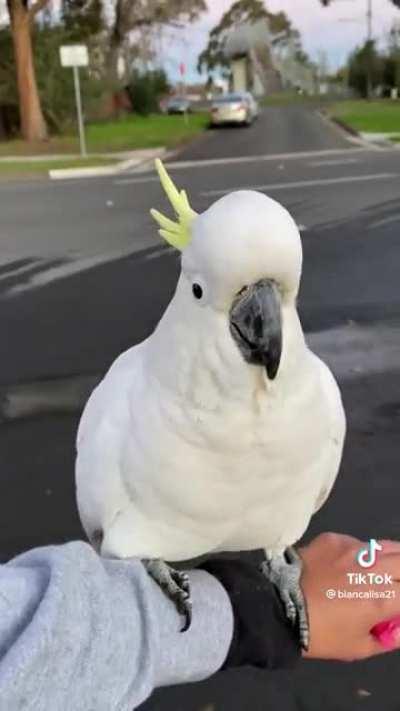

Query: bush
[127,70,169,116]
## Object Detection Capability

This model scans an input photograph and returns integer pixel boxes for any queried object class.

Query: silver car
[166,97,191,115]
[210,92,259,126]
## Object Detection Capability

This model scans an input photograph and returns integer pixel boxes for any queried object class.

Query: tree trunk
[106,40,122,87]
[8,2,48,141]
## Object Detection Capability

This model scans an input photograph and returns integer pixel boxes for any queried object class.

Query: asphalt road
[176,105,352,161]
[1,106,400,710]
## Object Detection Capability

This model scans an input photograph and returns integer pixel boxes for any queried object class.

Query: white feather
[76,191,346,561]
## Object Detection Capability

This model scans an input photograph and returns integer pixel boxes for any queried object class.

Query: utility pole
[366,0,373,99]
[367,0,372,41]
[335,0,374,99]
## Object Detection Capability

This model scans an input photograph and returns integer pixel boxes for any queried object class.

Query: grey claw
[180,601,192,633]
[143,559,193,632]
[261,548,310,651]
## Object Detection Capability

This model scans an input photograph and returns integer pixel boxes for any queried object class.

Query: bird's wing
[76,343,144,449]
[75,343,146,543]
[312,356,346,514]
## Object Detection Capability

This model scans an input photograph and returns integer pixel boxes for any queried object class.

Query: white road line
[114,147,371,184]
[309,158,360,167]
[114,176,160,186]
[368,213,400,230]
[143,246,175,260]
[4,245,173,298]
[201,173,397,197]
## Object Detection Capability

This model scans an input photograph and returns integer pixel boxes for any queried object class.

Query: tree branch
[28,0,49,19]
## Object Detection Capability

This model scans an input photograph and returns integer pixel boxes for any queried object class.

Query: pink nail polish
[371,616,400,649]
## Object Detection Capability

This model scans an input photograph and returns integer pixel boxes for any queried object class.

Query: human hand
[299,532,400,661]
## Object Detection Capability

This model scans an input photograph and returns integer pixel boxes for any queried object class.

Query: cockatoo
[76,159,346,649]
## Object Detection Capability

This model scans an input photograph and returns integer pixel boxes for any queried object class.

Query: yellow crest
[150,159,197,251]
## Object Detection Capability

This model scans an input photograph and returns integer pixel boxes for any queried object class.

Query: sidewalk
[0,147,167,180]
[49,147,167,179]
[0,148,163,163]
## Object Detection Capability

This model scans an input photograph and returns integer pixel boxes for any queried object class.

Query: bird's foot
[143,558,192,632]
[261,546,309,651]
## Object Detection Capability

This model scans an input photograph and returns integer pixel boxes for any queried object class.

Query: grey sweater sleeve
[0,541,233,711]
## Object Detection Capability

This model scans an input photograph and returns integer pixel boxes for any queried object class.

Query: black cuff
[201,558,301,671]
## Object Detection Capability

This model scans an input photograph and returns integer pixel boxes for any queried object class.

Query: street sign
[60,45,89,68]
[60,45,88,157]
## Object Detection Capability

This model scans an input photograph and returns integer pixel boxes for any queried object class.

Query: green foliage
[127,69,169,116]
[0,28,17,106]
[61,0,104,40]
[35,26,106,132]
[198,0,306,76]
[348,40,383,98]
[0,23,106,134]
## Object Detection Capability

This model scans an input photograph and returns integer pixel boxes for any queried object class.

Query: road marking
[114,176,160,186]
[201,173,397,197]
[309,158,360,167]
[3,245,174,298]
[143,246,175,260]
[114,147,372,184]
[368,213,400,230]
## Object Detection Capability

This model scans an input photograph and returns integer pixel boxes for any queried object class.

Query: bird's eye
[192,283,203,300]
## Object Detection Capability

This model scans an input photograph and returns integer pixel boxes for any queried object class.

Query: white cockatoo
[76,160,346,648]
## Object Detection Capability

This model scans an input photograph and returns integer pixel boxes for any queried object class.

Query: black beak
[229,278,282,380]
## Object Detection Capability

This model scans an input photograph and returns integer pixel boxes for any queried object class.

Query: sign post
[179,62,188,125]
[60,45,89,157]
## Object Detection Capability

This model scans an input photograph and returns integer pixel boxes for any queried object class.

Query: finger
[375,553,400,580]
[378,540,400,555]
[371,617,400,650]
[361,636,395,659]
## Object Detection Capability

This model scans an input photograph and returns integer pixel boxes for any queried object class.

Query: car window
[214,94,245,103]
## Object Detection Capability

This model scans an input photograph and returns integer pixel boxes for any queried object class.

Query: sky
[160,0,400,83]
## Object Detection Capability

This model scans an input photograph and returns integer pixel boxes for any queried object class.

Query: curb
[360,131,400,149]
[328,115,360,138]
[49,148,167,180]
[320,110,397,151]
[317,110,371,149]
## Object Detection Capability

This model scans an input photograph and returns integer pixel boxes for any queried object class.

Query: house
[223,19,315,96]
[223,19,282,96]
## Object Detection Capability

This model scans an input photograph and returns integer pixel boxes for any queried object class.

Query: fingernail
[371,617,400,649]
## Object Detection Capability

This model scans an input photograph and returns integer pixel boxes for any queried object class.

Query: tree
[61,0,103,41]
[107,0,207,86]
[348,40,383,98]
[1,5,107,136]
[198,0,304,77]
[5,0,49,141]
[127,68,169,115]
[382,21,400,92]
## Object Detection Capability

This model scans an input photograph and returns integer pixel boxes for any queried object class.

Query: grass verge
[328,99,400,134]
[0,157,118,179]
[262,91,320,108]
[0,113,209,158]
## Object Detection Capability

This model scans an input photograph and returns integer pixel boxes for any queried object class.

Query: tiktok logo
[357,539,383,568]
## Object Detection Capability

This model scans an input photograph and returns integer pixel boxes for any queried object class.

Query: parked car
[210,92,259,126]
[166,96,191,115]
